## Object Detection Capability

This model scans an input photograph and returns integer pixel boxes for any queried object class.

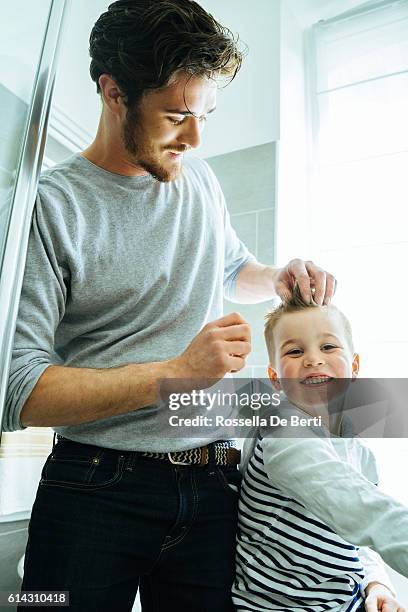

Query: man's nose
[178,116,202,149]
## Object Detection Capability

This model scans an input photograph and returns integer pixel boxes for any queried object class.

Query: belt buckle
[167,452,191,466]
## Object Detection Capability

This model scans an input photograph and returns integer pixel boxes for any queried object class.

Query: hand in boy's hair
[365,582,405,612]
[274,259,336,305]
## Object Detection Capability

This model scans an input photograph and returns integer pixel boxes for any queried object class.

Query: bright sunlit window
[307,0,408,555]
[307,0,408,378]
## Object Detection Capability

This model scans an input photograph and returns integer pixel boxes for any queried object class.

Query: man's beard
[122,106,185,183]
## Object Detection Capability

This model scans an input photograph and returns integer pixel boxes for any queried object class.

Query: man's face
[269,308,359,411]
[122,72,217,182]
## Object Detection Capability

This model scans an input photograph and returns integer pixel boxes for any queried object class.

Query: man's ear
[98,74,126,115]
[268,365,281,391]
[351,353,360,380]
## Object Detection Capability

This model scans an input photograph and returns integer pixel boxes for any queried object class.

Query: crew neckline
[76,153,156,184]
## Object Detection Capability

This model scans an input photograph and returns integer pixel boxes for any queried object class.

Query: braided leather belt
[141,441,241,467]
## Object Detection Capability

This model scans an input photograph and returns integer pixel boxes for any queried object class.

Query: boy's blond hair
[264,286,354,366]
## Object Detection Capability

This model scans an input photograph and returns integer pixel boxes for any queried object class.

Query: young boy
[233,291,408,611]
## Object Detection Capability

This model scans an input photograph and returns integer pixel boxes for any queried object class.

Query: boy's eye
[286,348,303,356]
[321,344,338,351]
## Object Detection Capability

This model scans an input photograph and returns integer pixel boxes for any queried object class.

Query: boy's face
[268,307,359,411]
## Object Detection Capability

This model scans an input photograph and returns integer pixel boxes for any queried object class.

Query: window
[307,0,408,377]
[307,5,408,586]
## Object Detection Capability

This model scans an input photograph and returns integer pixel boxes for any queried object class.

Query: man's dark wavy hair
[89,0,245,109]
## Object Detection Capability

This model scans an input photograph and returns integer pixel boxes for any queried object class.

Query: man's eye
[168,117,185,125]
[286,348,303,356]
[168,115,208,126]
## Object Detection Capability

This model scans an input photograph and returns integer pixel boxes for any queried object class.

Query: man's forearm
[235,262,279,303]
[20,361,178,427]
[19,311,252,428]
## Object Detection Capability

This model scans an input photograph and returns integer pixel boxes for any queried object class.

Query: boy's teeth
[303,376,331,385]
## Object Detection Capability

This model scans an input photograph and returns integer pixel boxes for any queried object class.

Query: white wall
[0,2,52,102]
[197,0,280,157]
[275,1,311,265]
[52,0,105,141]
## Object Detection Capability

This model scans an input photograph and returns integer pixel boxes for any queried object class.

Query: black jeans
[19,437,241,612]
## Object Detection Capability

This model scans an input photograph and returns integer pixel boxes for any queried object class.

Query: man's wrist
[123,360,183,407]
[147,357,190,402]
[234,262,281,303]
[263,264,280,297]
[161,357,186,379]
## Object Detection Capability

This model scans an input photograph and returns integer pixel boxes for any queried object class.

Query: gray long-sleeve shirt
[4,153,255,450]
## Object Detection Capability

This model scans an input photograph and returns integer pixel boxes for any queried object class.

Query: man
[5,1,335,610]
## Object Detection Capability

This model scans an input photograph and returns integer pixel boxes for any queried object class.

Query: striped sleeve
[261,435,408,577]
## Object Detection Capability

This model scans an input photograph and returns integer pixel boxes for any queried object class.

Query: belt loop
[207,442,216,468]
[126,450,136,471]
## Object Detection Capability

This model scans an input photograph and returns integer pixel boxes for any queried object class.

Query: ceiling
[286,0,369,28]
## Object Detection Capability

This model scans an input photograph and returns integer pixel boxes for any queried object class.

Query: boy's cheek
[331,356,353,378]
[280,362,300,379]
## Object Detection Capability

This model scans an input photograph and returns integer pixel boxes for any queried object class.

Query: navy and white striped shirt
[233,434,367,611]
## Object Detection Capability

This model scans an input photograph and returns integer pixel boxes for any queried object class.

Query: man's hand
[274,258,336,305]
[171,312,251,380]
[365,582,405,612]
[234,259,336,305]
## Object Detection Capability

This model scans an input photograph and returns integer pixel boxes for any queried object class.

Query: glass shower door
[0,1,53,264]
[0,0,68,433]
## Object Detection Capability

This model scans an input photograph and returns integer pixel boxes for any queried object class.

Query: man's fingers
[294,272,313,304]
[206,314,251,344]
[323,275,337,304]
[304,261,327,305]
[286,260,337,306]
[228,354,247,372]
[280,258,313,303]
[224,340,251,357]
[212,311,247,327]
[275,258,337,305]
[275,280,292,303]
[217,323,251,342]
